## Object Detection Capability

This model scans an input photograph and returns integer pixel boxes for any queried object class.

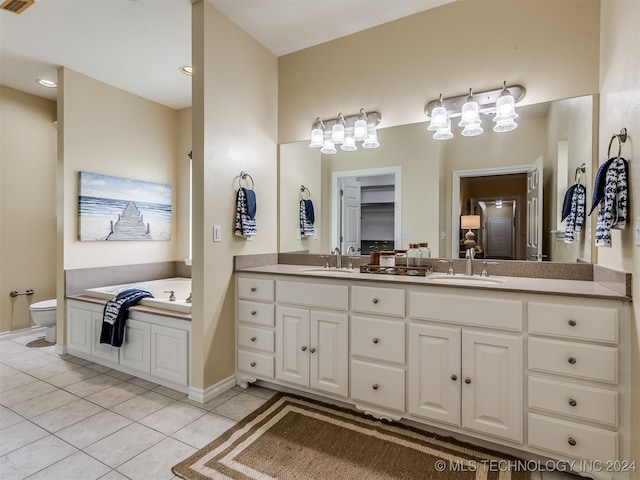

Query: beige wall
[191,1,278,390]
[598,1,640,473]
[177,107,192,262]
[0,87,57,333]
[278,0,600,143]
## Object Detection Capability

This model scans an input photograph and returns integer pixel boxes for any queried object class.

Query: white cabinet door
[276,306,309,387]
[310,311,348,397]
[120,319,151,374]
[408,323,461,426]
[150,324,188,386]
[67,306,92,355]
[92,314,119,363]
[462,330,522,443]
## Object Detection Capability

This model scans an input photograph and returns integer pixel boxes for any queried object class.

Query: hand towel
[588,158,615,215]
[564,184,585,243]
[235,187,257,238]
[100,289,153,347]
[560,184,577,222]
[595,158,628,247]
[300,199,315,237]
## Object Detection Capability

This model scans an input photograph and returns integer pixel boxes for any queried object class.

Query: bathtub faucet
[164,290,176,301]
[186,292,192,303]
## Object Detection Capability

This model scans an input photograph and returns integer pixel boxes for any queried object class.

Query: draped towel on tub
[100,289,153,347]
[235,187,257,238]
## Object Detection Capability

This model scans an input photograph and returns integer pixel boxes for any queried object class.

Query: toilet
[29,299,57,343]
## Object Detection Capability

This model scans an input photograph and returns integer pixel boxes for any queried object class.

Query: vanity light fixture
[309,109,382,154]
[424,83,525,140]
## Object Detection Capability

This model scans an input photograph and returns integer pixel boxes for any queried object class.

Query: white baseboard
[0,326,46,341]
[54,344,67,355]
[188,374,236,404]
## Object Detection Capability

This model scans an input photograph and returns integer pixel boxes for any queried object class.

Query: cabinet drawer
[238,277,274,302]
[409,291,522,331]
[351,316,405,364]
[237,350,274,378]
[528,413,618,461]
[351,286,405,317]
[528,302,618,343]
[238,325,274,353]
[276,281,348,310]
[350,360,405,412]
[528,377,618,427]
[238,301,274,327]
[528,338,618,383]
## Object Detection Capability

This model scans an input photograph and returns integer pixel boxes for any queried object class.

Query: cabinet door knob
[372,337,379,344]
[250,362,256,368]
[451,374,458,381]
[301,346,307,352]
[568,437,577,446]
[372,298,379,304]
[310,347,316,353]
[568,356,577,365]
[250,336,256,342]
[250,287,257,292]
[568,319,577,327]
[372,384,379,390]
[568,398,577,407]
[464,378,471,384]
[251,310,257,316]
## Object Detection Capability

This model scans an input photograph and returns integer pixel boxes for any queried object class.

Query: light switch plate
[635,217,640,246]
[402,230,411,239]
[213,225,221,242]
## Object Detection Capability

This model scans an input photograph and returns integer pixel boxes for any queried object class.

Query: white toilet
[29,299,57,343]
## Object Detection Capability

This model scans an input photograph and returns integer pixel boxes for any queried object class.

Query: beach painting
[78,171,172,241]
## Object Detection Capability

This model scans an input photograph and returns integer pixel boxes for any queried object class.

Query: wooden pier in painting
[106,201,151,240]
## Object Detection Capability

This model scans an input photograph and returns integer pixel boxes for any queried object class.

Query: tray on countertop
[359,264,432,277]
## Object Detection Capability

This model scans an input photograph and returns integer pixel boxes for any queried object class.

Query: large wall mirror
[279,94,597,263]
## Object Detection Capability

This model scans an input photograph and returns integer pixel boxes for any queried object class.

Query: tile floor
[0,332,274,480]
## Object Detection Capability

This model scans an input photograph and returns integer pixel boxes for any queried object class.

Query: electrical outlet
[636,217,640,246]
[213,225,221,242]
[402,230,411,239]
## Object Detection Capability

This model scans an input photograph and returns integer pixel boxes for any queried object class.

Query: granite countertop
[236,264,630,301]
[66,294,192,321]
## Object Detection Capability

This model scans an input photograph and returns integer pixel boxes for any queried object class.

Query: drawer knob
[451,374,458,381]
[568,319,577,327]
[372,384,379,390]
[568,398,577,407]
[250,362,256,368]
[250,336,257,342]
[251,310,257,316]
[372,298,379,304]
[568,437,577,446]
[301,346,307,352]
[372,337,379,344]
[250,287,257,292]
[464,378,471,384]
[310,347,316,353]
[568,356,577,365]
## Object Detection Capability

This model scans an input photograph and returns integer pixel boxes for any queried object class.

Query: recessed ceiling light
[36,79,57,88]
[180,66,193,76]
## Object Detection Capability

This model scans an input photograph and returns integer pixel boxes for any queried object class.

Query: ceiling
[0,0,453,110]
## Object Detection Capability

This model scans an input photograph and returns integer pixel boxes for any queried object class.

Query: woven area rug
[173,393,526,480]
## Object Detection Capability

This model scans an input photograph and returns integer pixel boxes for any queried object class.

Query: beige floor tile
[84,422,165,468]
[28,360,84,380]
[63,356,94,366]
[56,410,133,449]
[139,400,208,435]
[242,384,278,400]
[24,450,112,480]
[86,363,115,373]
[117,437,196,480]
[0,420,49,456]
[0,405,24,431]
[98,470,130,479]
[171,412,237,449]
[30,398,104,432]
[0,370,39,391]
[0,341,27,357]
[0,379,56,406]
[110,390,175,421]
[10,389,78,418]
[182,387,239,410]
[212,391,268,421]
[0,363,21,378]
[85,382,147,408]
[46,365,102,388]
[63,373,124,398]
[153,385,187,400]
[0,434,77,480]
[127,377,160,390]
[105,369,136,380]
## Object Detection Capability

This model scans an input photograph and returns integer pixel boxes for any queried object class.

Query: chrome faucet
[465,248,475,276]
[331,247,342,269]
[438,259,454,275]
[346,245,357,269]
[164,290,176,301]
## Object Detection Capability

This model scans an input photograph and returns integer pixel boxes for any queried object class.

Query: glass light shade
[433,118,453,140]
[493,118,518,133]
[353,118,368,141]
[309,127,324,148]
[331,123,345,144]
[458,100,481,127]
[320,140,337,154]
[340,136,357,151]
[427,105,448,131]
[362,129,379,148]
[493,92,518,121]
[461,123,484,137]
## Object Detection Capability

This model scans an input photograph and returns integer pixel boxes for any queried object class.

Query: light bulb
[493,118,517,133]
[320,140,337,154]
[331,113,346,144]
[340,136,357,151]
[427,94,448,131]
[362,129,380,148]
[353,108,369,141]
[461,123,483,136]
[458,89,481,128]
[309,117,325,148]
[433,118,453,140]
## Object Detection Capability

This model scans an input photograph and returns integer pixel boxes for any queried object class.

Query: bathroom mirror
[278,94,596,263]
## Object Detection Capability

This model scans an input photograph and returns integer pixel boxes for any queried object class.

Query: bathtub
[83,277,192,314]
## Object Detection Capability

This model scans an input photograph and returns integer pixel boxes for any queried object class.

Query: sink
[302,268,354,275]
[428,273,504,285]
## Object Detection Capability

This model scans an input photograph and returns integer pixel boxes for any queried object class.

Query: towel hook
[238,171,254,190]
[574,163,586,185]
[607,128,627,160]
[300,185,311,200]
